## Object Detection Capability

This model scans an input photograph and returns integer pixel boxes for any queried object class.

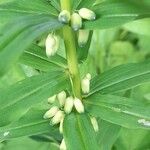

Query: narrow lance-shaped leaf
[20,44,67,72]
[63,113,99,150]
[77,0,95,9]
[50,0,60,12]
[90,60,150,95]
[83,0,150,29]
[0,0,58,22]
[0,71,69,127]
[0,15,63,76]
[0,107,62,141]
[85,94,150,129]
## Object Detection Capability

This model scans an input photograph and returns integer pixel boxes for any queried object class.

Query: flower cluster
[58,8,96,30]
[44,91,84,124]
[43,73,99,149]
[43,91,84,149]
[45,8,96,58]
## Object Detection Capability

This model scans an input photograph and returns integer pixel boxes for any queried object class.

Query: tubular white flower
[47,95,56,104]
[58,10,71,23]
[43,106,59,119]
[78,30,90,47]
[71,13,82,31]
[79,8,96,20]
[86,73,92,80]
[81,77,90,94]
[60,139,66,150]
[64,97,74,114]
[74,98,84,113]
[90,117,99,132]
[45,34,59,57]
[57,91,67,107]
[51,110,64,125]
[59,118,64,134]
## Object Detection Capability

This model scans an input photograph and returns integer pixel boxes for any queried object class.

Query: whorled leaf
[85,94,150,129]
[20,44,67,72]
[0,0,58,22]
[0,71,69,127]
[90,60,150,95]
[0,15,63,76]
[83,0,150,29]
[0,107,60,141]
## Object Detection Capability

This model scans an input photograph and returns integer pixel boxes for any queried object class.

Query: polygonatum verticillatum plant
[0,0,150,150]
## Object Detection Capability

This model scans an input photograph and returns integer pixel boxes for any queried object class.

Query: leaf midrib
[1,119,48,131]
[0,8,57,16]
[85,101,150,120]
[76,115,87,150]
[24,50,66,69]
[90,69,150,94]
[0,74,64,110]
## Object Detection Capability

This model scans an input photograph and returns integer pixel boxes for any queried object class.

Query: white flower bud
[78,30,90,47]
[60,139,66,150]
[51,110,64,125]
[74,98,84,113]
[47,95,56,104]
[59,118,64,134]
[81,77,90,94]
[79,8,96,20]
[45,34,59,57]
[43,106,59,119]
[86,73,92,80]
[64,97,74,114]
[71,13,82,31]
[57,91,67,107]
[90,117,99,132]
[58,10,71,23]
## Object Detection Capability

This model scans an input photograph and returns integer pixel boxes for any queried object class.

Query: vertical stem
[60,0,82,99]
[60,0,71,11]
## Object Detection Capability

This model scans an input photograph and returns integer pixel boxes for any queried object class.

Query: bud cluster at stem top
[58,8,96,31]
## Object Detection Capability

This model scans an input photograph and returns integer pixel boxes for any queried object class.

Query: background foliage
[0,0,150,149]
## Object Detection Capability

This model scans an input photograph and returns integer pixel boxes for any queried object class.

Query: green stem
[60,0,82,99]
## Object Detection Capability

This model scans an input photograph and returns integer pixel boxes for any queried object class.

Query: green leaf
[20,44,67,72]
[84,0,150,29]
[90,61,150,94]
[0,71,69,127]
[0,15,63,76]
[0,137,59,150]
[63,113,99,150]
[0,65,25,89]
[77,0,95,9]
[50,0,60,12]
[71,0,82,10]
[0,0,58,22]
[30,133,61,143]
[0,107,60,141]
[85,94,150,129]
[97,120,121,150]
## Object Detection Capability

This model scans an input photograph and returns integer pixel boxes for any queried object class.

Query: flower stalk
[60,0,82,99]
